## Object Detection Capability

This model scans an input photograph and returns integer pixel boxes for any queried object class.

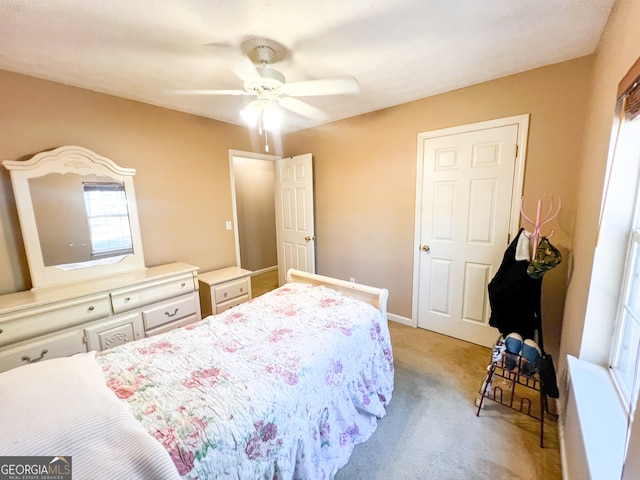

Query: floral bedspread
[96,282,394,479]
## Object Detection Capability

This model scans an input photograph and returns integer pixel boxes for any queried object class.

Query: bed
[0,269,394,480]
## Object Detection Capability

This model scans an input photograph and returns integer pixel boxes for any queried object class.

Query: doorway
[412,115,528,347]
[229,150,279,275]
[229,150,316,291]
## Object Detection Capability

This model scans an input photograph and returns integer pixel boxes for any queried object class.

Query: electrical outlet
[349,277,355,283]
[225,221,232,231]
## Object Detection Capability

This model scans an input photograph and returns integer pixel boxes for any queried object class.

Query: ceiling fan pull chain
[257,106,270,152]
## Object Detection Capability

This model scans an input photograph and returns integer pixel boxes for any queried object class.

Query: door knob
[421,244,430,252]
[304,235,315,242]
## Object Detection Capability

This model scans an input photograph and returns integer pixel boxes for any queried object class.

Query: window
[612,219,640,411]
[83,182,133,258]
[609,77,640,413]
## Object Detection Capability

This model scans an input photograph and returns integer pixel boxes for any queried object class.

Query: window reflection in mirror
[83,182,133,258]
[29,174,133,267]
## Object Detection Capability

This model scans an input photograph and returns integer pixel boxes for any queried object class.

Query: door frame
[228,149,280,269]
[410,114,529,328]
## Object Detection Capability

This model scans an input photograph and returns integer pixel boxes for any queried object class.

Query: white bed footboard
[286,269,389,320]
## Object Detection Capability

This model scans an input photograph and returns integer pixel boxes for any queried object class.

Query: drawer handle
[124,297,131,303]
[181,282,186,288]
[224,292,228,298]
[0,329,3,334]
[22,349,49,364]
[88,305,95,312]
[165,308,179,317]
[240,287,244,293]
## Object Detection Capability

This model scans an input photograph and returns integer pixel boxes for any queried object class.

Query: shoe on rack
[504,333,523,370]
[479,378,492,395]
[492,338,506,363]
[521,339,542,375]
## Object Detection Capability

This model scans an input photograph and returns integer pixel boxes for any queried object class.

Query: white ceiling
[0,0,615,133]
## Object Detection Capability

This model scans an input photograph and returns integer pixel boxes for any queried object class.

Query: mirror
[30,174,133,267]
[3,146,146,289]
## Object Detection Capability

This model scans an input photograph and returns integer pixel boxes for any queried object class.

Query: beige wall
[285,56,593,358]
[0,54,594,361]
[0,69,254,294]
[233,156,277,271]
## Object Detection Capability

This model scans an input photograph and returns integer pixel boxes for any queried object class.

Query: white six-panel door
[275,153,316,285]
[414,116,527,347]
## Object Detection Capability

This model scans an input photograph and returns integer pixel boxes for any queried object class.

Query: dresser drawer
[142,293,198,331]
[0,294,111,348]
[145,313,199,337]
[84,312,144,351]
[0,329,87,373]
[216,294,250,313]
[111,273,195,314]
[214,278,250,304]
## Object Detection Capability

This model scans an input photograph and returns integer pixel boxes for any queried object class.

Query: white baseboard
[250,265,278,276]
[557,398,570,480]
[388,313,413,326]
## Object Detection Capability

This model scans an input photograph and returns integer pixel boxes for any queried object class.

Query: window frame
[611,228,640,413]
[82,181,134,259]
[608,109,640,415]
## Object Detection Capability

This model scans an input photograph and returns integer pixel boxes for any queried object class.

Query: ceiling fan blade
[279,97,329,122]
[231,56,262,81]
[203,42,261,81]
[281,76,359,97]
[169,89,251,96]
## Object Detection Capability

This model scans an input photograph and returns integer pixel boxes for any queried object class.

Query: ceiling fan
[178,38,360,129]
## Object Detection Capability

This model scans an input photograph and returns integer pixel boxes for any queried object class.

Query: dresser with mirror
[0,146,201,372]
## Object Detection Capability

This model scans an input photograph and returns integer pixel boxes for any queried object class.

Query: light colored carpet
[335,322,562,480]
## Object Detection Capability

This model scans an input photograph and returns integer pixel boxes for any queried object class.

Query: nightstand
[198,267,253,316]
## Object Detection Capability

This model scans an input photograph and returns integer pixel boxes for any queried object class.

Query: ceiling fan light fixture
[261,100,283,131]
[240,98,282,153]
[240,100,261,127]
[240,98,282,132]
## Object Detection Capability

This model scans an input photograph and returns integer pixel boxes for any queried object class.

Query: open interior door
[275,153,316,285]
